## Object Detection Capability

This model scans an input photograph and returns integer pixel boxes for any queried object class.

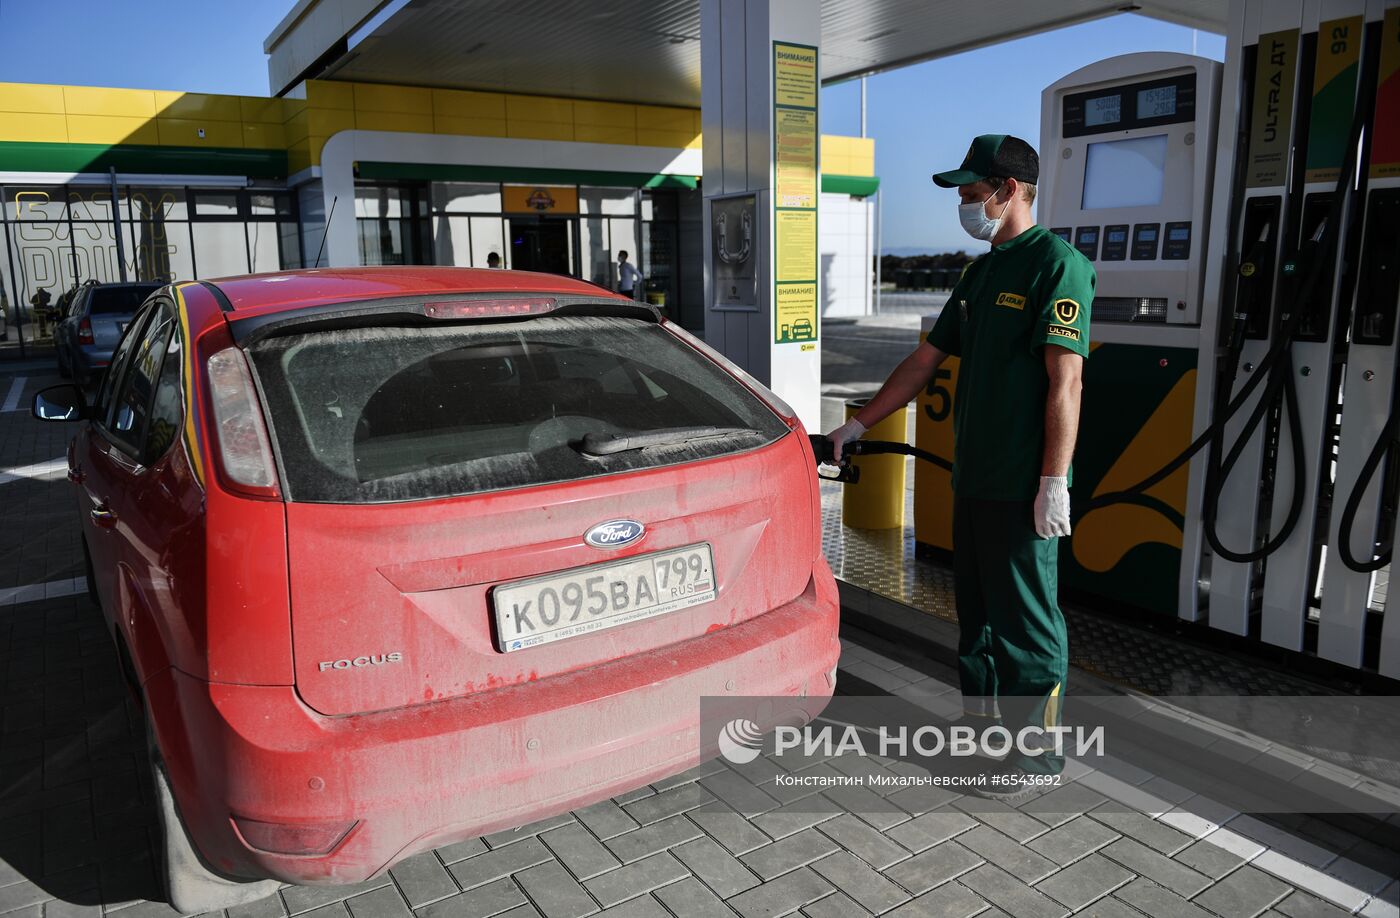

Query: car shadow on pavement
[0,592,172,912]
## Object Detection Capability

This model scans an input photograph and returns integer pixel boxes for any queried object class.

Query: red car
[33,267,840,910]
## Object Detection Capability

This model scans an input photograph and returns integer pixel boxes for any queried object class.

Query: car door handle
[90,504,117,528]
[67,465,84,484]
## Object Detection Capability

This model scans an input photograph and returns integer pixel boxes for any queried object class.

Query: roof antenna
[313,195,337,268]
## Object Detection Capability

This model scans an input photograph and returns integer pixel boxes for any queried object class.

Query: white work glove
[826,418,867,462]
[1034,476,1072,539]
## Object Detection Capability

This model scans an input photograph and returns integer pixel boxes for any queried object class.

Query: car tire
[145,718,281,913]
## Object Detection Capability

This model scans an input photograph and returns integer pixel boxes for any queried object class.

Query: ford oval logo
[585,519,645,549]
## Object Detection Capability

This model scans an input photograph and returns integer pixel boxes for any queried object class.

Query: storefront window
[5,186,71,342]
[356,182,429,266]
[129,187,192,282]
[278,222,303,270]
[1,182,302,357]
[641,188,690,325]
[431,182,502,214]
[470,216,506,268]
[249,191,294,218]
[579,187,638,216]
[579,217,610,287]
[433,216,471,266]
[610,218,638,267]
[192,190,241,217]
[191,222,248,277]
[247,222,283,274]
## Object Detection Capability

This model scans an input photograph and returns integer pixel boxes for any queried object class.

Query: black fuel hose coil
[1083,83,1368,564]
[1335,370,1400,573]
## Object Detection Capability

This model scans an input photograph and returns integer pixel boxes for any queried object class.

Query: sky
[0,2,1224,254]
[820,15,1225,253]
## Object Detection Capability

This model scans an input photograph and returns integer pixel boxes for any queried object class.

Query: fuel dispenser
[1256,1,1374,654]
[904,0,1400,680]
[1206,6,1309,638]
[913,52,1223,593]
[1322,4,1400,675]
[1031,53,1221,621]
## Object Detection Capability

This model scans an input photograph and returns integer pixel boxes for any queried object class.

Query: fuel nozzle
[808,433,861,483]
[1229,222,1275,352]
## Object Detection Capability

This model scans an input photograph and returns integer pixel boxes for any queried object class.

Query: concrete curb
[835,579,1400,820]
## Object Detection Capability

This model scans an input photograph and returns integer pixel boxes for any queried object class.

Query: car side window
[107,306,175,458]
[143,326,185,464]
[95,305,154,424]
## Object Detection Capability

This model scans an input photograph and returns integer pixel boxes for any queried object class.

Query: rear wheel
[145,717,281,913]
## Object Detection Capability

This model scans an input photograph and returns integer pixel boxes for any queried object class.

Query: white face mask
[958,187,1011,242]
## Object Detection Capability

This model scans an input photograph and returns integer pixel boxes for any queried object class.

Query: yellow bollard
[842,399,907,529]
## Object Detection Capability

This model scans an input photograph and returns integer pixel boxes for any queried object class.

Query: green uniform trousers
[952,496,1068,775]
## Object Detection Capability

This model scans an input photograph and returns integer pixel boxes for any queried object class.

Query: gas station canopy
[265,0,1226,103]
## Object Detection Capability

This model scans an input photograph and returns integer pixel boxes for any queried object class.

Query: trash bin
[842,398,907,530]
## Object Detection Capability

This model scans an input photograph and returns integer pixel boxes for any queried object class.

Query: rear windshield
[89,285,160,315]
[248,316,789,503]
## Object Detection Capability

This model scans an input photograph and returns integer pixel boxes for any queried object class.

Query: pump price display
[1138,85,1177,119]
[1085,95,1122,127]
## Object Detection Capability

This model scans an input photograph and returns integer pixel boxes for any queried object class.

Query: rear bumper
[146,560,841,885]
[71,346,111,378]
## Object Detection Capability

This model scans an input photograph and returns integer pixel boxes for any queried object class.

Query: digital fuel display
[1063,73,1195,137]
[1138,85,1178,119]
[1085,95,1122,127]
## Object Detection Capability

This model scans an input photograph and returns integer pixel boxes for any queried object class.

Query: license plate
[492,543,716,652]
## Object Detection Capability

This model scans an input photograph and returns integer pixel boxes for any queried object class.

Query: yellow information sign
[773,40,818,345]
[775,109,817,208]
[775,210,816,282]
[774,44,818,107]
[776,283,818,343]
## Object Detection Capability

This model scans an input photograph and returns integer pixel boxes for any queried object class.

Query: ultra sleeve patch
[1046,324,1081,342]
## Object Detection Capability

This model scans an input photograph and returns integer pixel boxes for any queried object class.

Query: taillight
[77,319,94,345]
[232,816,357,856]
[206,347,279,495]
[664,321,798,421]
[423,298,557,319]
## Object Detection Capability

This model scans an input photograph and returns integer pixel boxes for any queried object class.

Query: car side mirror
[32,384,92,422]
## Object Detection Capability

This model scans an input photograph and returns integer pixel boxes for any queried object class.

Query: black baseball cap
[932,134,1040,187]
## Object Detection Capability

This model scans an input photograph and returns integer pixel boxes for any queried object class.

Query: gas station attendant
[826,134,1096,791]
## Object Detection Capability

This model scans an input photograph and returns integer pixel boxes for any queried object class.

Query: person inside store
[824,134,1094,799]
[615,250,642,299]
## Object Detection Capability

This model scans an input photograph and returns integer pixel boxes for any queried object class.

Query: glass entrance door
[508,216,574,276]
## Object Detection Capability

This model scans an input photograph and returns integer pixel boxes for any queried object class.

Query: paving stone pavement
[1,377,1398,918]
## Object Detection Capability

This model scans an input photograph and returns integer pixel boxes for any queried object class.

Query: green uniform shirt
[925,224,1095,501]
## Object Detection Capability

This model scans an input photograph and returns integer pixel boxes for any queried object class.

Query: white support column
[701,0,822,432]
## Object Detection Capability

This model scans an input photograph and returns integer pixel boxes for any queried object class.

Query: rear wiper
[578,426,755,456]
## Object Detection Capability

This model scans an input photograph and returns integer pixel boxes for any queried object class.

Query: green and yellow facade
[0,78,877,345]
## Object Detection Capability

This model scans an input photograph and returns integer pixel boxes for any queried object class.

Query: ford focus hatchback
[33,267,840,910]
